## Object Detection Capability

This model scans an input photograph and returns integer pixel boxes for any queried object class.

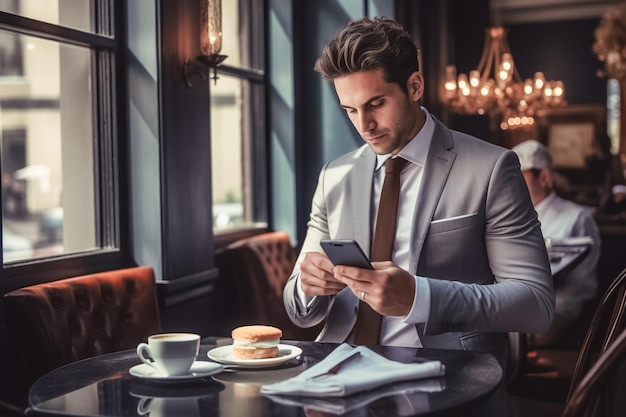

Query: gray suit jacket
[284,115,554,364]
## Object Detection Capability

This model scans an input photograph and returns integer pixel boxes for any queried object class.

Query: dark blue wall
[507,18,606,106]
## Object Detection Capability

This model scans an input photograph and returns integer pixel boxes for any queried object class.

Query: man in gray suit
[283,17,554,369]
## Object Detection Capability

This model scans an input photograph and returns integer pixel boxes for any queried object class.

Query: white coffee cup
[136,333,200,376]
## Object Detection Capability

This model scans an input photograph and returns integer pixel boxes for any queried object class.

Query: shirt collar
[535,191,557,214]
[375,106,434,171]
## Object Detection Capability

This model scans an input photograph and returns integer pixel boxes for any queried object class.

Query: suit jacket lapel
[320,148,375,344]
[409,117,456,274]
[351,149,376,256]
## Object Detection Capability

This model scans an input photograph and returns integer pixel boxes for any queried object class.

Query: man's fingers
[300,251,347,296]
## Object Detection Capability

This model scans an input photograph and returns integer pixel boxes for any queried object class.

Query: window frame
[211,0,270,247]
[0,4,129,292]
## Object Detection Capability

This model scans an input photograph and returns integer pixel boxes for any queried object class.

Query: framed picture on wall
[536,104,610,206]
[548,121,596,169]
[538,104,608,171]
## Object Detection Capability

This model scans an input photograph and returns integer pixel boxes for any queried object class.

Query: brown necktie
[353,156,408,345]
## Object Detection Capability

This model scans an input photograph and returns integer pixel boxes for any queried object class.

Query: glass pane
[1,31,96,263]
[211,74,245,231]
[221,0,240,67]
[0,0,94,33]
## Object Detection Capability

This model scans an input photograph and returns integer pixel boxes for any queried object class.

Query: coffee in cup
[136,333,200,376]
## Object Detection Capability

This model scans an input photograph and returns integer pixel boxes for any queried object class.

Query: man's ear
[540,169,553,188]
[407,71,424,102]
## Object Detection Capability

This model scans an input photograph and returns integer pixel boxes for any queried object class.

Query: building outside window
[211,0,267,233]
[0,1,119,267]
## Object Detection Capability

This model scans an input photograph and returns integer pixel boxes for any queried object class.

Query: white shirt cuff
[404,276,430,324]
[295,273,316,311]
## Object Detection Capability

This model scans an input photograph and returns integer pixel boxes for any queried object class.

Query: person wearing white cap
[512,139,601,346]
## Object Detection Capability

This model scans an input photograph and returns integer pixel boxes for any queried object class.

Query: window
[0,2,120,275]
[211,0,267,234]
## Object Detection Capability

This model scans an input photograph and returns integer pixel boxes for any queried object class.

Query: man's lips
[364,133,385,142]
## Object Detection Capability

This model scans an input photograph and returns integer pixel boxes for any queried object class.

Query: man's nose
[358,114,375,134]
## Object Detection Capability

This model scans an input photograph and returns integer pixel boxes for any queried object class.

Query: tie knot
[385,157,408,175]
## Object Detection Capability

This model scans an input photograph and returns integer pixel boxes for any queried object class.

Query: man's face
[333,69,424,155]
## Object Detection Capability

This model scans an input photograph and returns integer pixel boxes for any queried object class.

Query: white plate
[129,361,223,383]
[207,344,302,368]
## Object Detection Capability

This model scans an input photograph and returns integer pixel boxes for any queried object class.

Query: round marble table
[29,338,503,417]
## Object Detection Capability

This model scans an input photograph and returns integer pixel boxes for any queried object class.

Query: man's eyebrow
[339,94,385,110]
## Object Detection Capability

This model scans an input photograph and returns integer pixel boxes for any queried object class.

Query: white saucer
[207,344,302,368]
[129,361,223,383]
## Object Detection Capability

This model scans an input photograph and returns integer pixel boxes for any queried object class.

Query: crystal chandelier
[443,26,565,130]
[593,1,626,81]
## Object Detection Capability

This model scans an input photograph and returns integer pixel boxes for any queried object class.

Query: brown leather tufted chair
[215,231,323,340]
[4,266,162,389]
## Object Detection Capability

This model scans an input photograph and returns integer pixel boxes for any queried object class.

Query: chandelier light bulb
[553,81,564,97]
[444,81,456,91]
[523,79,533,95]
[533,72,545,90]
[444,65,458,98]
[501,53,513,72]
[458,73,469,90]
[469,70,480,88]
[444,81,457,94]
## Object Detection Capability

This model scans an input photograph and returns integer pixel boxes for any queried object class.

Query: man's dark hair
[313,17,420,95]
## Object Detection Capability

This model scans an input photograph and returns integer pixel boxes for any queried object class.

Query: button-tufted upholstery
[215,231,323,340]
[4,266,161,388]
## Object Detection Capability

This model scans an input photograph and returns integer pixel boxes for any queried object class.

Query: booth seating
[214,231,323,340]
[3,266,161,393]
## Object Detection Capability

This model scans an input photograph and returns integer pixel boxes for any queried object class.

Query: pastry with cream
[231,325,282,359]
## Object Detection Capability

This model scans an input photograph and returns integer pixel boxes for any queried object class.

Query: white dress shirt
[375,107,434,347]
[297,108,437,348]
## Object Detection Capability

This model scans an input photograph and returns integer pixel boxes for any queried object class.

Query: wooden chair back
[568,267,626,396]
[563,326,626,417]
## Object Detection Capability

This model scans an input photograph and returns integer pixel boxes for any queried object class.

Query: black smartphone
[320,239,373,269]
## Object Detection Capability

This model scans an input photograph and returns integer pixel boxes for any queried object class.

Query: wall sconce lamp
[184,0,227,86]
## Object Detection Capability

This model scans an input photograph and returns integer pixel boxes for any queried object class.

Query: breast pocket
[429,212,478,233]
[421,213,491,282]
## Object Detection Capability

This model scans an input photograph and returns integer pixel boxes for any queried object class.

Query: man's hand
[300,252,347,296]
[333,262,415,317]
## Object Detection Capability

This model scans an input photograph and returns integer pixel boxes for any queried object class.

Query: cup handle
[137,397,152,415]
[137,343,158,369]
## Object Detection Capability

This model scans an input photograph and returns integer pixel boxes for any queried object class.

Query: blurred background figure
[599,184,626,216]
[512,140,601,347]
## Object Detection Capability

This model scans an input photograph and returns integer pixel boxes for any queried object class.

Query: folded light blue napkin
[265,378,445,414]
[260,343,445,397]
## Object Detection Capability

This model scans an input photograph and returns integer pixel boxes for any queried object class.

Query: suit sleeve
[423,150,555,335]
[283,164,334,328]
